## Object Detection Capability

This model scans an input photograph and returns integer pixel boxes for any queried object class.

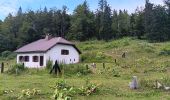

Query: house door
[40,56,44,66]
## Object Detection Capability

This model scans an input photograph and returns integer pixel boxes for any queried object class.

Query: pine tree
[69,0,95,41]
[144,0,153,35]
[96,0,112,41]
[112,10,119,38]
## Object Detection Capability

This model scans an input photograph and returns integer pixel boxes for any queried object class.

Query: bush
[136,43,155,53]
[159,45,170,56]
[7,53,17,59]
[18,88,41,99]
[52,80,76,100]
[104,37,130,49]
[140,79,154,89]
[81,51,112,63]
[62,64,91,76]
[46,60,53,70]
[0,51,16,60]
[6,63,26,74]
[51,79,99,99]
[1,51,12,57]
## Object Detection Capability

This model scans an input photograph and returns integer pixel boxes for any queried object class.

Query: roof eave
[15,51,46,54]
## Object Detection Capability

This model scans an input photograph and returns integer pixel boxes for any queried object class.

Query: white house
[15,35,81,68]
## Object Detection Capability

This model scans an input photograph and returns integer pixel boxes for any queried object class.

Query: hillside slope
[0,37,170,100]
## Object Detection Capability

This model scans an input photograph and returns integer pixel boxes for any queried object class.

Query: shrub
[6,63,26,74]
[81,51,112,63]
[46,60,53,70]
[104,38,130,49]
[1,51,12,57]
[51,79,99,99]
[62,64,91,76]
[161,77,170,86]
[0,51,16,60]
[81,45,98,51]
[18,88,41,99]
[136,43,155,53]
[51,80,76,100]
[159,45,170,56]
[7,53,17,59]
[78,82,99,96]
[140,79,154,89]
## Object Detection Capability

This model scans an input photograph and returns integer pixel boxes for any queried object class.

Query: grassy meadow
[0,37,170,100]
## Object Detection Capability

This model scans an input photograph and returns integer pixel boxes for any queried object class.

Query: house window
[61,49,69,55]
[19,56,24,62]
[74,59,75,61]
[24,56,29,62]
[33,56,39,62]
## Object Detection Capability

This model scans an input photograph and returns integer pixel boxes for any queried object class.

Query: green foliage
[78,81,99,96]
[0,51,16,60]
[136,43,155,53]
[69,1,95,41]
[0,0,170,53]
[2,89,14,94]
[62,64,91,76]
[46,60,53,70]
[52,79,99,99]
[18,88,41,99]
[6,63,26,74]
[51,80,76,100]
[96,0,113,40]
[104,38,130,49]
[81,51,112,63]
[1,51,12,57]
[140,79,155,89]
[159,45,170,56]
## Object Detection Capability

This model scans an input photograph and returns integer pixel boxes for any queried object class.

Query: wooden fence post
[86,65,89,70]
[1,62,4,73]
[115,59,117,63]
[103,63,105,69]
[122,52,126,58]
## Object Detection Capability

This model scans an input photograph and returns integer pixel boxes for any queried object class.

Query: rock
[129,76,138,89]
[164,85,170,90]
[155,80,162,89]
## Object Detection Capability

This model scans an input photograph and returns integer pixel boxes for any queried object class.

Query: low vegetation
[0,37,170,99]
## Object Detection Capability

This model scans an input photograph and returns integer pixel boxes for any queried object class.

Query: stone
[129,76,138,89]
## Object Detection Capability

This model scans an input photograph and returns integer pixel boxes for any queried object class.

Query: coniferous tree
[112,10,119,38]
[96,0,112,41]
[144,0,153,37]
[69,1,95,41]
[147,5,168,41]
[164,0,170,39]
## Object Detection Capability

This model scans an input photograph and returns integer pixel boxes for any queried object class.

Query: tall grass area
[0,37,170,100]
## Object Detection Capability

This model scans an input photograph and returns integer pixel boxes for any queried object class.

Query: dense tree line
[0,0,170,53]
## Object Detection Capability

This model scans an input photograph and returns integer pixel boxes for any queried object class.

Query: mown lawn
[0,37,170,100]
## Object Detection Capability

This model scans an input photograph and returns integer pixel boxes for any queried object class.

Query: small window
[70,59,71,61]
[25,56,29,62]
[61,49,69,55]
[19,56,24,62]
[33,56,39,62]
[74,59,75,61]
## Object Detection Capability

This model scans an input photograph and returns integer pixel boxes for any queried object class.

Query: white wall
[46,44,80,64]
[16,44,80,68]
[17,53,46,68]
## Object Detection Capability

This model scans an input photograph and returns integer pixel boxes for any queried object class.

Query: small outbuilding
[15,35,81,68]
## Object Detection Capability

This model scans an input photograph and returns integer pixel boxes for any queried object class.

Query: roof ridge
[15,37,75,53]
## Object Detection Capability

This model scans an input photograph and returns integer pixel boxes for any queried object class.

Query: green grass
[0,37,170,100]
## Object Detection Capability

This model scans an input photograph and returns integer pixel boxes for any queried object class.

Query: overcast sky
[0,0,164,20]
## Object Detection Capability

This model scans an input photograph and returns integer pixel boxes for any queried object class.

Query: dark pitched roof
[15,37,81,54]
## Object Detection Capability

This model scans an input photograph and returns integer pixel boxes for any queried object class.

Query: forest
[0,0,170,53]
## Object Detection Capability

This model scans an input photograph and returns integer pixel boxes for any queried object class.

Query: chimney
[45,34,52,40]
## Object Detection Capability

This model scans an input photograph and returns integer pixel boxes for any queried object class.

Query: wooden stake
[1,62,4,73]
